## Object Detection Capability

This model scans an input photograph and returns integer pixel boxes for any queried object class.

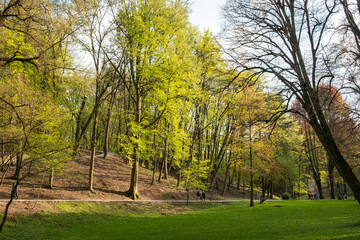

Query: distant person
[196,191,201,201]
[344,193,348,200]
[202,191,206,201]
[12,183,18,199]
[337,193,343,200]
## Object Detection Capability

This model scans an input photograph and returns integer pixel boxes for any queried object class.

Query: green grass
[1,200,360,240]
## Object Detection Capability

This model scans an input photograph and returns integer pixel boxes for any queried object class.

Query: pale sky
[188,0,227,35]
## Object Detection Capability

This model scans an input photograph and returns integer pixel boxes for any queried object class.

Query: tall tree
[223,0,360,203]
[115,0,192,199]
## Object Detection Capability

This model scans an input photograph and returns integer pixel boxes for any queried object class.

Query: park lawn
[1,200,359,240]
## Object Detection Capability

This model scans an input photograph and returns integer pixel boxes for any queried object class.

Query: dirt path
[0,199,247,203]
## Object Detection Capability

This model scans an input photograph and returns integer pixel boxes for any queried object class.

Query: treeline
[0,0,359,208]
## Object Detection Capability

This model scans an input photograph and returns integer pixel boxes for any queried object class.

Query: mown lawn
[1,200,359,240]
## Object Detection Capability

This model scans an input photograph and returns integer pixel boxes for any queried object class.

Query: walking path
[0,199,248,203]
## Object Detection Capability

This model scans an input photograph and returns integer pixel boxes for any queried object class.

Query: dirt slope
[0,152,191,201]
[0,152,248,214]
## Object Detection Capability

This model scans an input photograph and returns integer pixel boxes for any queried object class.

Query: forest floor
[0,152,248,215]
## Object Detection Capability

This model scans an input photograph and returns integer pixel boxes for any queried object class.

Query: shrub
[282,192,291,200]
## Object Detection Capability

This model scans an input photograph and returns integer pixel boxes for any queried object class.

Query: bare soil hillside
[0,152,248,214]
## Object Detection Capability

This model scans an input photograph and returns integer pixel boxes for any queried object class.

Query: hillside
[0,152,246,204]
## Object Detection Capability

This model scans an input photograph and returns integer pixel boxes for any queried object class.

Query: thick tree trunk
[303,90,360,203]
[313,124,360,202]
[312,169,324,199]
[128,95,142,200]
[129,152,140,199]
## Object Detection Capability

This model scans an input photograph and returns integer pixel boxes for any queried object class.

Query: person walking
[196,191,201,201]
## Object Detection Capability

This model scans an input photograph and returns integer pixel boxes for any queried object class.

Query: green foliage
[282,192,291,200]
[180,159,210,191]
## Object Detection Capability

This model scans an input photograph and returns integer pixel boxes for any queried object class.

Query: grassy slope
[1,200,360,240]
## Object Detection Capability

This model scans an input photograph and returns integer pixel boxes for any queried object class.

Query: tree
[115,0,192,199]
[232,79,274,206]
[271,116,306,199]
[0,0,75,231]
[223,0,360,203]
[0,50,72,234]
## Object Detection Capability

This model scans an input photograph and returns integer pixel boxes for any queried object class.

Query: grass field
[1,200,359,240]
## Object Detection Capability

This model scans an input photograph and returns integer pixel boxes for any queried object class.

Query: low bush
[282,192,291,200]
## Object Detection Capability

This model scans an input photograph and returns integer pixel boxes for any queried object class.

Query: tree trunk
[328,154,335,199]
[260,177,266,204]
[73,96,87,157]
[103,105,112,158]
[306,95,360,203]
[237,170,241,190]
[128,95,142,200]
[249,123,254,207]
[209,118,232,186]
[48,167,54,189]
[129,151,140,199]
[163,132,169,180]
[158,158,164,182]
[312,170,323,199]
[13,152,22,180]
[168,153,174,175]
[88,108,98,192]
[0,180,19,233]
[304,124,324,199]
[103,89,117,159]
[222,150,232,196]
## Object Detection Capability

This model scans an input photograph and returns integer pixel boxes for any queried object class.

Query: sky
[188,0,227,35]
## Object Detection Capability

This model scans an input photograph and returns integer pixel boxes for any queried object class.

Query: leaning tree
[223,0,360,203]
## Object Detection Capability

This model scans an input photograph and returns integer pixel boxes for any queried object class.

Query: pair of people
[196,191,206,201]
